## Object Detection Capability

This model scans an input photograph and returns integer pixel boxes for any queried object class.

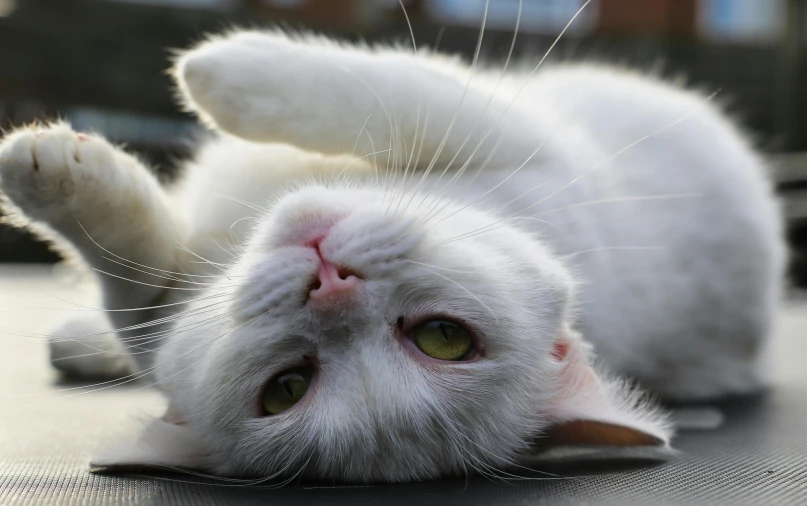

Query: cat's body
[0,31,784,481]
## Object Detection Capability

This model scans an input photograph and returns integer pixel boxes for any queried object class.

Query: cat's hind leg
[0,123,182,371]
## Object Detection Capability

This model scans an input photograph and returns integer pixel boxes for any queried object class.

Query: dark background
[1,0,806,285]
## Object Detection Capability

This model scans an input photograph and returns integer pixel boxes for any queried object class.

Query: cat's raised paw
[0,124,121,221]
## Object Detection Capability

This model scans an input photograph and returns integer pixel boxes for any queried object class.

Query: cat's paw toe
[0,124,115,215]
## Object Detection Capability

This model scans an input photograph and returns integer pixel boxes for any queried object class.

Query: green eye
[262,368,312,415]
[411,320,474,361]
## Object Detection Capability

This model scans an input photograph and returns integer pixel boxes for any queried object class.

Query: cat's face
[161,184,577,481]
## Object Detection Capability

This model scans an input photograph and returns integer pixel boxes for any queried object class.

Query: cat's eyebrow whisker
[410,263,498,322]
[427,94,596,227]
[377,89,397,208]
[455,128,507,191]
[387,104,413,214]
[535,192,705,216]
[423,106,588,231]
[397,105,436,215]
[391,48,432,211]
[389,0,435,215]
[421,176,554,232]
[405,260,478,274]
[456,0,593,170]
[383,99,401,209]
[418,0,591,223]
[405,0,491,210]
[362,127,381,186]
[399,0,417,55]
[318,64,396,201]
[434,95,717,246]
[349,113,373,159]
[526,91,719,212]
[420,91,593,230]
[560,246,665,260]
[414,0,524,218]
[391,107,421,215]
[428,215,563,247]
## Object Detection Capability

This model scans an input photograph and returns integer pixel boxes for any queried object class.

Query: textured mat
[1,265,805,505]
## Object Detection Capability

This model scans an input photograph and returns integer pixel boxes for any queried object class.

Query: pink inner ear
[538,331,670,450]
[547,332,618,419]
[553,334,604,402]
[551,340,570,361]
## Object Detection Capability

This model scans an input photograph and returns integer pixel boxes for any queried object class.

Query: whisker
[535,193,704,216]
[560,246,664,260]
[91,268,242,292]
[415,0,524,215]
[410,263,498,322]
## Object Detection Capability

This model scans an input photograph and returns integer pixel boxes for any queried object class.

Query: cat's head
[90,34,672,482]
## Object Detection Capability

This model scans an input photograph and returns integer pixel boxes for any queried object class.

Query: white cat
[0,29,784,482]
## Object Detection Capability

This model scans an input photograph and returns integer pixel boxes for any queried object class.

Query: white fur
[48,313,135,379]
[0,29,784,482]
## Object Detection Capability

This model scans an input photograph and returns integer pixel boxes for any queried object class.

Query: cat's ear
[533,330,673,452]
[89,405,209,474]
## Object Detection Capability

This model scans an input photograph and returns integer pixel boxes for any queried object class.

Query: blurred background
[0,0,805,287]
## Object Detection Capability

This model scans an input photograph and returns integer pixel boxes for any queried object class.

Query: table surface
[0,264,805,506]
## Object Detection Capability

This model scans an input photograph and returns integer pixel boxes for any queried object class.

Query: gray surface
[1,265,806,505]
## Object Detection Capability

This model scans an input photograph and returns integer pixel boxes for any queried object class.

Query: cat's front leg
[0,124,181,370]
[175,31,542,171]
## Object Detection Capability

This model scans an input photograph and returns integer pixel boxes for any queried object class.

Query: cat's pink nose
[309,260,359,301]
